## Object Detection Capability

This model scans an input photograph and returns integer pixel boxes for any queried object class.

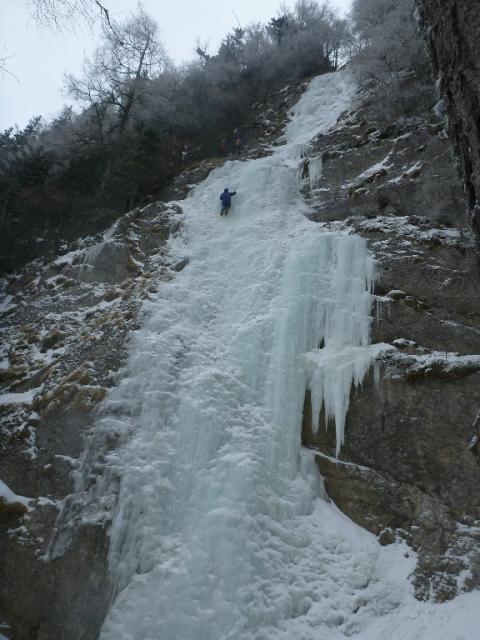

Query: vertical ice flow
[95,72,389,640]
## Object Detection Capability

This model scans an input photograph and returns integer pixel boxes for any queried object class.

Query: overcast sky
[1,0,351,130]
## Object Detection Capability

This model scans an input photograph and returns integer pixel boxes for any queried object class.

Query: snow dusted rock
[302,82,480,602]
[305,94,465,226]
[0,200,181,639]
[0,480,31,517]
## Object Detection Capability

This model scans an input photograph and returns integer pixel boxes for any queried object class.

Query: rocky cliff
[0,201,179,638]
[1,71,480,637]
[416,0,480,233]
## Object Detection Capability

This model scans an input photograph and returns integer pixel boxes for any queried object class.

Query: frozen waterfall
[90,72,478,640]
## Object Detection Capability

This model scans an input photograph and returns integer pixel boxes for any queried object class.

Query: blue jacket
[220,189,236,206]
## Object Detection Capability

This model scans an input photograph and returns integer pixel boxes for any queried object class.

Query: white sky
[0,0,351,130]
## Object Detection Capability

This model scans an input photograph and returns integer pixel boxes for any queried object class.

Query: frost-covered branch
[27,0,112,29]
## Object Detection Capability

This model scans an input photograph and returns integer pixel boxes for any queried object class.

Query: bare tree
[0,1,113,78]
[0,46,16,80]
[66,5,168,136]
[350,0,434,120]
[27,0,112,29]
[351,0,428,83]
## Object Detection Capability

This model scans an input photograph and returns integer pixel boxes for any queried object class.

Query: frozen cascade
[93,72,480,640]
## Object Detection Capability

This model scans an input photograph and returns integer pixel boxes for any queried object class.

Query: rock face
[1,71,480,636]
[301,82,480,601]
[0,201,181,638]
[416,0,480,232]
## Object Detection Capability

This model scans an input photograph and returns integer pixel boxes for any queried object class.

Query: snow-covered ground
[91,72,480,639]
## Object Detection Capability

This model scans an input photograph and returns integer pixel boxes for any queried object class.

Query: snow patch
[53,250,78,267]
[358,216,473,246]
[0,388,42,406]
[0,294,15,315]
[401,351,480,373]
[392,338,416,348]
[0,480,32,508]
[345,154,392,189]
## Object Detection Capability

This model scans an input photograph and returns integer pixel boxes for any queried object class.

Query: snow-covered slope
[92,72,480,639]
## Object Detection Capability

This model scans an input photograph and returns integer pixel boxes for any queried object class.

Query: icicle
[82,223,118,267]
[309,156,323,190]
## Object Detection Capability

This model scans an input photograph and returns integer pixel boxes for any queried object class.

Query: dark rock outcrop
[416,0,480,233]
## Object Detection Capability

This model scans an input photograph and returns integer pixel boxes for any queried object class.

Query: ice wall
[84,72,474,640]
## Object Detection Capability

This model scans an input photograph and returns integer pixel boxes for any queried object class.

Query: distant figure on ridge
[181,144,190,163]
[220,188,237,216]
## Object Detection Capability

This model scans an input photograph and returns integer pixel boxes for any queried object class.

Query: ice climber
[220,188,236,216]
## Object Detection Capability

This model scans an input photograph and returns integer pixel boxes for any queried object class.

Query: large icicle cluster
[303,238,376,455]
